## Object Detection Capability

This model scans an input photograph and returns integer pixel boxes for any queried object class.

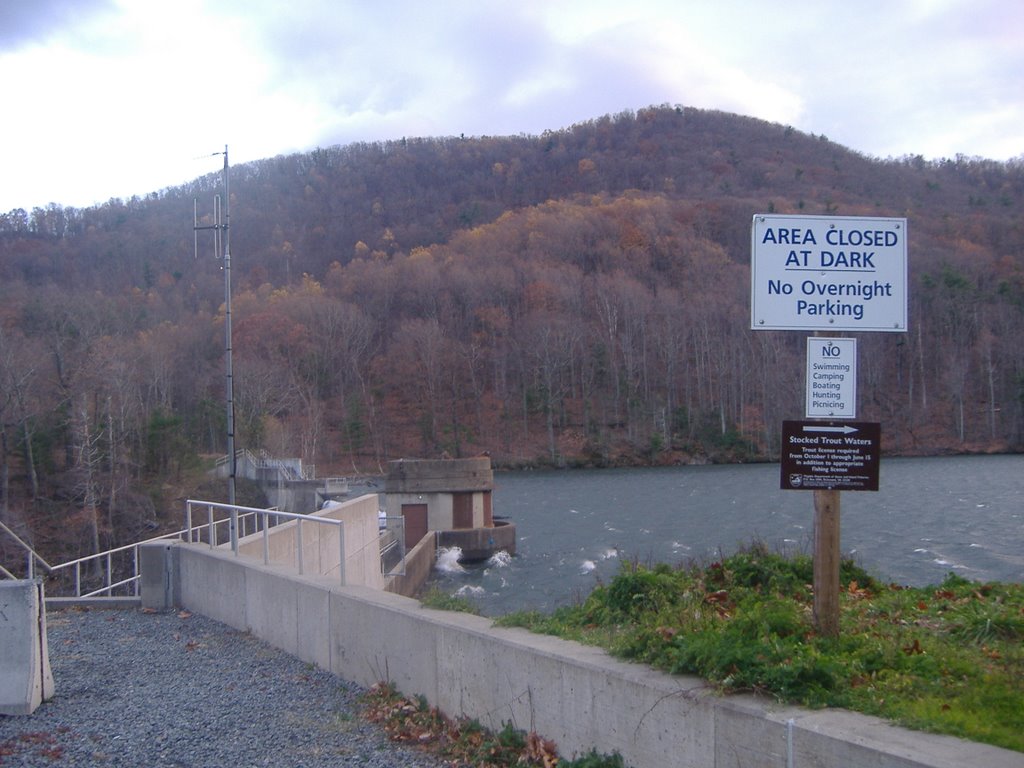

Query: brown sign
[780,420,880,491]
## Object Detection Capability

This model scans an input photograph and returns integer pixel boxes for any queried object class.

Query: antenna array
[192,146,238,548]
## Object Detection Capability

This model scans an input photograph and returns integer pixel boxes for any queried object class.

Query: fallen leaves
[361,682,564,767]
[526,731,559,768]
[656,626,678,641]
[902,638,924,656]
[846,581,871,599]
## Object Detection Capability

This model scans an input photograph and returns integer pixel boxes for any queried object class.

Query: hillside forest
[1,105,1023,562]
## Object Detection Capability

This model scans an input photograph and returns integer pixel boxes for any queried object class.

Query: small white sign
[806,337,857,418]
[751,214,907,332]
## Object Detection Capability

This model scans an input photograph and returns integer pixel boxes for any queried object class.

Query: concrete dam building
[384,456,516,563]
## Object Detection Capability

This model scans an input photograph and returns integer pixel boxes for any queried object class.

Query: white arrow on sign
[802,425,859,435]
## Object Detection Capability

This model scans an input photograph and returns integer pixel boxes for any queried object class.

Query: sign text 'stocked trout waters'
[427,455,1024,617]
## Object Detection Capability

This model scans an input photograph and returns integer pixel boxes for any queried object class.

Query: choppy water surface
[427,455,1024,616]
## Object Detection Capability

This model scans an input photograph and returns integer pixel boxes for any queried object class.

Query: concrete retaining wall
[436,519,517,561]
[383,529,436,597]
[0,580,55,715]
[236,494,385,589]
[145,543,1022,768]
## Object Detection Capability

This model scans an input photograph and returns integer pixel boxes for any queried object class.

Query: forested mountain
[1,105,1023,560]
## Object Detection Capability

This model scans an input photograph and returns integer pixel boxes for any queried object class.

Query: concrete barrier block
[328,586,440,696]
[177,546,248,631]
[139,542,180,610]
[294,576,332,669]
[244,565,333,666]
[713,695,800,768]
[792,708,1024,768]
[437,621,716,767]
[0,580,54,715]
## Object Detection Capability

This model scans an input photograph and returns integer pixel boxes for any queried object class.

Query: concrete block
[139,542,180,610]
[385,457,494,493]
[243,563,333,667]
[436,620,715,767]
[0,580,54,715]
[294,576,332,669]
[245,565,300,655]
[792,707,1024,768]
[328,586,440,696]
[713,695,801,768]
[176,545,248,631]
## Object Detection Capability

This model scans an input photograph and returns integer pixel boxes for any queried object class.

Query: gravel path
[0,607,448,768]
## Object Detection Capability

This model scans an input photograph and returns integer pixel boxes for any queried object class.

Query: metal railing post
[338,521,346,586]
[296,519,304,575]
[133,547,140,596]
[262,511,270,565]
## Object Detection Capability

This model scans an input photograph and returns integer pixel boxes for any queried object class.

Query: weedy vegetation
[361,682,626,767]
[495,543,1024,753]
[419,586,482,614]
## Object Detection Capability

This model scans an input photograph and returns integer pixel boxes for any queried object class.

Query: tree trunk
[1,426,8,523]
[21,419,39,500]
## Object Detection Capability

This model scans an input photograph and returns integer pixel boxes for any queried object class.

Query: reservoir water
[427,455,1024,617]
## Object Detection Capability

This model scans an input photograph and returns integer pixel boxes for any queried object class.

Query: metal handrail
[184,499,347,585]
[5,500,357,597]
[2,518,207,598]
[0,519,54,580]
[48,529,193,597]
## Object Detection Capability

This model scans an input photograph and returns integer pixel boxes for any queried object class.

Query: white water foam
[436,546,466,573]
[455,585,486,597]
[488,550,512,568]
[580,560,597,574]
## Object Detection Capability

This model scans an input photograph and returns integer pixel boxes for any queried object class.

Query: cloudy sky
[1,0,1021,213]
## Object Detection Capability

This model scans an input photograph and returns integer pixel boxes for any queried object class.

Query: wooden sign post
[812,488,840,636]
[812,330,841,637]
[752,214,906,637]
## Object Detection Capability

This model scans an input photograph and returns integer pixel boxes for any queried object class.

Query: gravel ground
[0,607,448,768]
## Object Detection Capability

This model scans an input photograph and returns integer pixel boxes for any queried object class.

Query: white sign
[751,214,907,331]
[806,337,857,418]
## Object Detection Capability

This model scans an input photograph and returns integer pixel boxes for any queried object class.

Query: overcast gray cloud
[0,0,1020,213]
[0,0,114,49]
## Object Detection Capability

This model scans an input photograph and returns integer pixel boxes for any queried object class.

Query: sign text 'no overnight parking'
[751,214,907,332]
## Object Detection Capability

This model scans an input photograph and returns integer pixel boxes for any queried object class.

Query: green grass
[420,585,482,614]
[495,544,1024,753]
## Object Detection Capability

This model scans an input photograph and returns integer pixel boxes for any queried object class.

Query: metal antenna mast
[194,145,237,551]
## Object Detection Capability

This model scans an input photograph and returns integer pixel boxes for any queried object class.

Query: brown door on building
[482,491,493,526]
[402,503,428,549]
[452,492,473,529]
